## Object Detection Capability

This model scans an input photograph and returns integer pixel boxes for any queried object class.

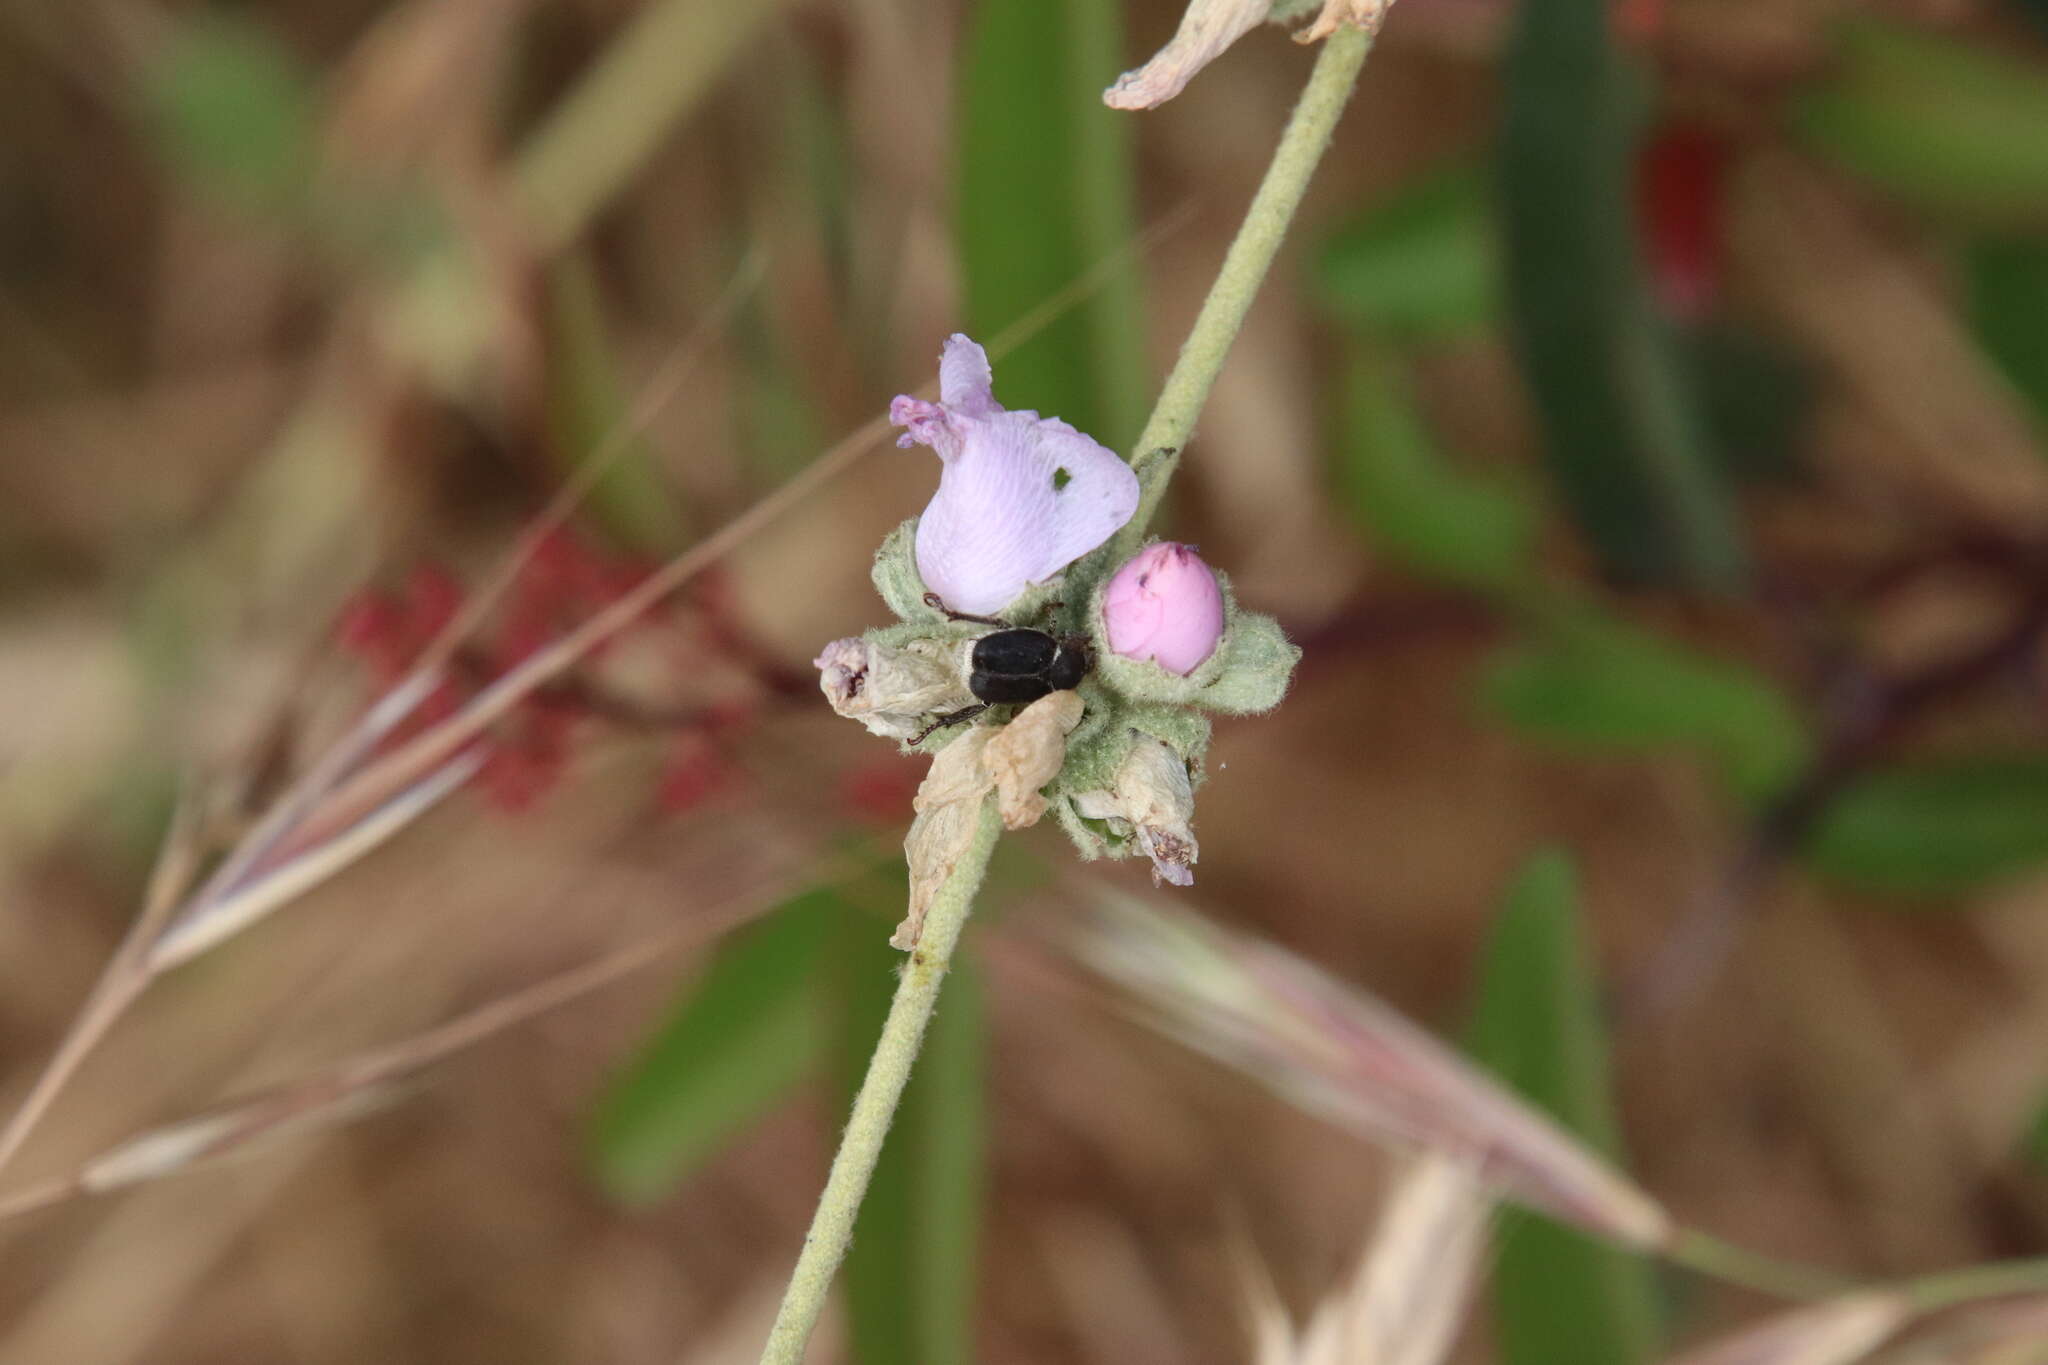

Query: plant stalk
[1901,1255,2048,1313]
[758,797,1002,1365]
[758,23,1383,1362]
[1114,22,1376,556]
[1664,1229,1861,1302]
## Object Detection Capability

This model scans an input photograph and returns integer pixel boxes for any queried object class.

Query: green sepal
[1127,703,1212,782]
[1050,794,1126,860]
[871,517,1077,628]
[872,520,945,623]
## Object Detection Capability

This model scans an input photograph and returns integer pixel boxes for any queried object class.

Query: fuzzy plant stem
[759,26,1381,1364]
[758,797,1001,1365]
[1113,22,1376,557]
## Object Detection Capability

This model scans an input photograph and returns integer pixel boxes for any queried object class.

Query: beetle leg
[909,702,990,746]
[922,592,1008,628]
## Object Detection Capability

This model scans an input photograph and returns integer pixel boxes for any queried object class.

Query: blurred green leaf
[1806,758,2048,895]
[2020,1090,2048,1171]
[732,295,826,482]
[145,15,315,212]
[1482,616,1809,799]
[1469,852,1661,1365]
[587,890,833,1205]
[958,0,1146,450]
[1498,0,1745,589]
[836,896,985,1365]
[1679,324,1814,485]
[1336,345,1533,588]
[836,913,918,1365]
[513,0,797,250]
[785,47,855,313]
[1968,237,2048,425]
[2018,0,2048,40]
[1317,165,1500,338]
[544,256,687,552]
[911,955,985,1365]
[1793,20,2048,225]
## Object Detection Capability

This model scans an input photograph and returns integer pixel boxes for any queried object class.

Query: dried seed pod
[1072,733,1200,885]
[898,728,998,949]
[814,636,975,741]
[984,690,1086,830]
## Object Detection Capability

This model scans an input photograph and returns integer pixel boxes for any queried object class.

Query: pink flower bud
[1102,543,1224,676]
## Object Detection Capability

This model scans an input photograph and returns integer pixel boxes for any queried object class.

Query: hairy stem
[1113,23,1375,557]
[758,797,1002,1365]
[759,25,1382,1362]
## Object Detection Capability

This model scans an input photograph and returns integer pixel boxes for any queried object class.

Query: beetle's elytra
[968,628,1088,704]
[907,595,1095,745]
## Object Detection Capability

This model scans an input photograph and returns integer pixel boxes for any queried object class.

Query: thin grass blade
[588,890,835,1206]
[149,749,481,971]
[1078,892,1673,1251]
[1469,851,1661,1365]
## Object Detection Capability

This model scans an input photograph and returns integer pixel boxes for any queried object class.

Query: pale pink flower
[1103,0,1397,111]
[1102,542,1225,676]
[891,334,1139,617]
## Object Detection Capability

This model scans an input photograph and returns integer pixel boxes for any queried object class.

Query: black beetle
[911,593,1092,744]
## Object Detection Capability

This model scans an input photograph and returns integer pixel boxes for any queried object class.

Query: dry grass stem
[1734,151,2048,537]
[1246,1152,1490,1365]
[150,751,483,971]
[1664,1293,1912,1365]
[0,272,829,1177]
[1080,893,1672,1251]
[0,875,791,1224]
[1870,1294,2048,1365]
[0,192,1181,1190]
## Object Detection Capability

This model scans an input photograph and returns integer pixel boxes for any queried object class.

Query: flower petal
[938,334,999,417]
[1103,542,1226,675]
[889,395,958,457]
[1102,0,1266,110]
[892,332,1139,616]
[1028,422,1143,572]
[916,414,1137,615]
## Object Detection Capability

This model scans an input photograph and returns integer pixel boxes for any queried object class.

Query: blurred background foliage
[4,0,2048,1360]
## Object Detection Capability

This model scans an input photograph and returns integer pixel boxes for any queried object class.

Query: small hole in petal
[1052,467,1072,491]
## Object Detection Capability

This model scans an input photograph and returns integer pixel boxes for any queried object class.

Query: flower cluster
[817,335,1300,945]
